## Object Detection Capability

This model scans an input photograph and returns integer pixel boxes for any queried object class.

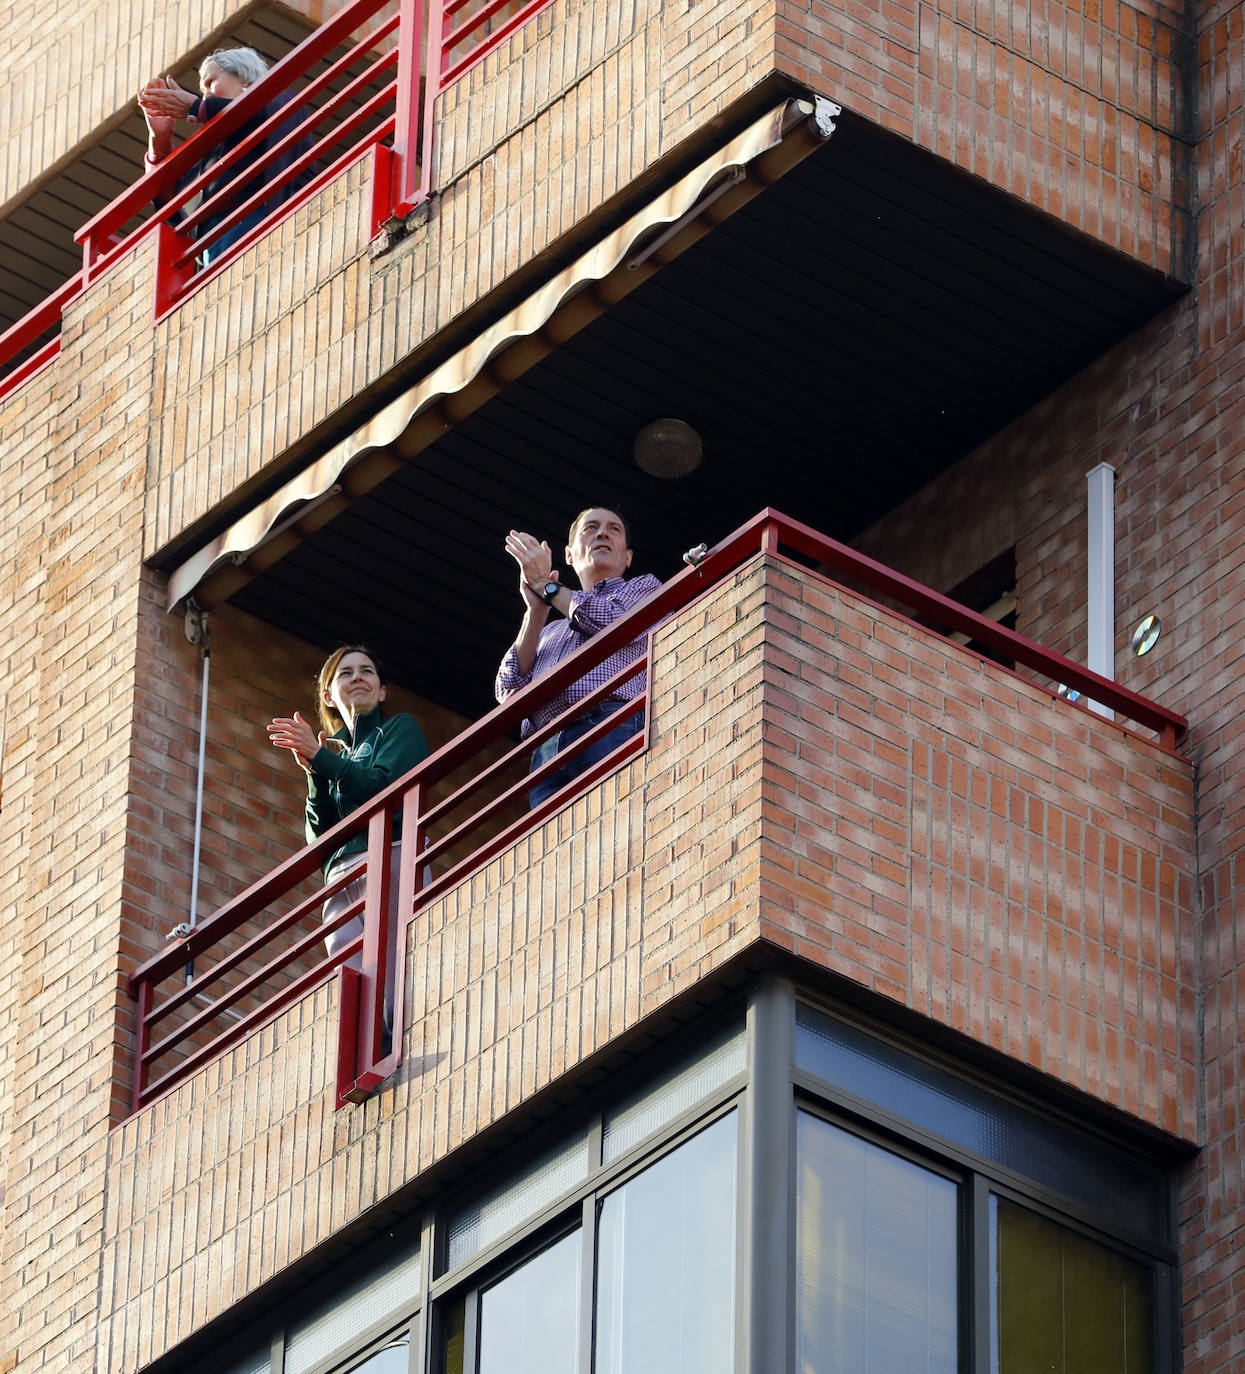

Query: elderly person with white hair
[138,47,311,265]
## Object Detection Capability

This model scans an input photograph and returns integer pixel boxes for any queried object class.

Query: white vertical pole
[1086,463,1116,719]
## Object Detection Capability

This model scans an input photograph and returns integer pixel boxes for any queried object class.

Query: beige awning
[168,96,839,610]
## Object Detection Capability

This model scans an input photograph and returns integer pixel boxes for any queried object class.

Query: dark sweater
[305,707,429,876]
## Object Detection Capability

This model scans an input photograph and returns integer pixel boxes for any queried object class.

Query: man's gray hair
[200,47,269,87]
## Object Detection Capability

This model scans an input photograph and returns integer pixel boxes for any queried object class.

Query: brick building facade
[0,0,1241,1368]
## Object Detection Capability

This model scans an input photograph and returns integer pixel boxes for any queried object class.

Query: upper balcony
[1,0,1190,576]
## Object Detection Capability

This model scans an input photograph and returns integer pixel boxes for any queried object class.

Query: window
[991,1197,1153,1374]
[442,1112,739,1374]
[794,999,1175,1374]
[444,1229,582,1374]
[796,1112,958,1374]
[596,1113,737,1374]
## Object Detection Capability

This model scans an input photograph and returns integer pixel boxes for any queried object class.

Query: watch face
[543,581,560,598]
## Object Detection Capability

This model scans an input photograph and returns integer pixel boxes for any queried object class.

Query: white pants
[322,843,403,1033]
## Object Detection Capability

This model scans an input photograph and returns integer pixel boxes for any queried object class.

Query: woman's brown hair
[315,645,386,737]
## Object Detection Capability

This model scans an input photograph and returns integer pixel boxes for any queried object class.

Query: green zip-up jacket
[304,706,429,876]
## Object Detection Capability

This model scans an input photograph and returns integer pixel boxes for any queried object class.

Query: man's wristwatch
[538,580,561,605]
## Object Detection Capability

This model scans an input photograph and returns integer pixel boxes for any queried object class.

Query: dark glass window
[991,1197,1153,1374]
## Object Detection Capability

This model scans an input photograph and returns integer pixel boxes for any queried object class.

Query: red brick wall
[0,242,155,1374]
[775,0,1189,275]
[846,3,1245,1361]
[756,561,1195,1132]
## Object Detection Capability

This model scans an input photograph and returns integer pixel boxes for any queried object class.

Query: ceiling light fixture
[634,418,703,478]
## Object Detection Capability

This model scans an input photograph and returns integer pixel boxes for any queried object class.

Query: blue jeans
[198,207,270,267]
[529,701,643,808]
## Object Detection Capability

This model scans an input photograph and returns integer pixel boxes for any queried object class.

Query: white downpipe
[187,638,211,977]
[1086,463,1116,719]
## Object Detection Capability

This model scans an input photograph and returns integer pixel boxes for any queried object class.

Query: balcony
[1,0,1187,567]
[123,507,1192,1127]
[102,509,1196,1358]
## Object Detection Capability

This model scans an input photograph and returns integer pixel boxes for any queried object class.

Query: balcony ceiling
[225,111,1184,721]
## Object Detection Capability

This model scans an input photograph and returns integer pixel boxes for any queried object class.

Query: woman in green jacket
[268,645,428,978]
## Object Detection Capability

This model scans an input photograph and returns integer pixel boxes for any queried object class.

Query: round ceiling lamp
[634,419,702,478]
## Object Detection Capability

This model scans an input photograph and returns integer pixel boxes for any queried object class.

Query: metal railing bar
[143,921,361,1066]
[410,729,648,913]
[439,0,556,87]
[76,0,397,250]
[418,692,646,871]
[758,508,1187,740]
[140,937,362,1102]
[145,875,361,1028]
[421,658,646,831]
[129,827,354,988]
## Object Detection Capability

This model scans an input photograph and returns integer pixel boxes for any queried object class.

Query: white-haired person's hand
[138,75,197,119]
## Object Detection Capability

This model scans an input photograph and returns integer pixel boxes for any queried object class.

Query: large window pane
[796,1111,958,1374]
[479,1230,581,1374]
[595,1112,737,1374]
[991,1197,1154,1374]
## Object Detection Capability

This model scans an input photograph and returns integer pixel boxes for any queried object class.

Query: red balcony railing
[0,0,559,400]
[124,509,1188,1119]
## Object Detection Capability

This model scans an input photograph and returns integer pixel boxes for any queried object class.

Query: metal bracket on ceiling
[184,600,210,646]
[793,97,842,140]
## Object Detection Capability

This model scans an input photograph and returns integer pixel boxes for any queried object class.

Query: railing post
[371,142,397,237]
[392,0,431,217]
[357,807,395,1079]
[154,222,199,318]
[130,976,152,1117]
[334,966,365,1108]
[392,781,425,1048]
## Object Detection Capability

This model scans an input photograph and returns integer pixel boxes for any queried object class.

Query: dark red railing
[0,272,83,404]
[124,509,1188,1119]
[1,0,559,397]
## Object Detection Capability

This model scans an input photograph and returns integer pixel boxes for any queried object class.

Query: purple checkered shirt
[495,573,663,737]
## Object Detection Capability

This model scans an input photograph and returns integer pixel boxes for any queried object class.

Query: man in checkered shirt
[496,506,662,808]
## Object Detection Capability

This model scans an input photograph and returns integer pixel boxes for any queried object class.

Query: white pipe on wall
[1086,462,1116,720]
[185,636,211,984]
